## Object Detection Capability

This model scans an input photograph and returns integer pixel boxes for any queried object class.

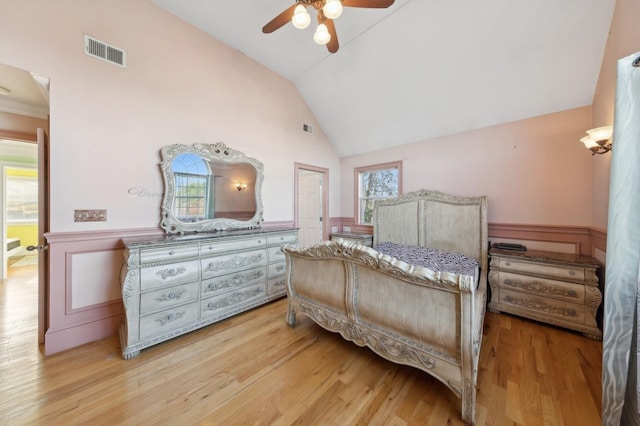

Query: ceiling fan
[262,0,395,54]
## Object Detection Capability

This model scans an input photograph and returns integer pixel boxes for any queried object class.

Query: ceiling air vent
[84,35,126,68]
[303,123,313,134]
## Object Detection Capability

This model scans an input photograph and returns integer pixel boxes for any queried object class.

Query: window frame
[353,161,403,226]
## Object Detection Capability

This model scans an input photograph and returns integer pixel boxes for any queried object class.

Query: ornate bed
[281,190,488,425]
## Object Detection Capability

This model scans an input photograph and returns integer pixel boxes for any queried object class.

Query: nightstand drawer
[497,271,584,304]
[499,289,585,323]
[495,258,585,281]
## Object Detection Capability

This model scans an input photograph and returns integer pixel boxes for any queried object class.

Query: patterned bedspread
[374,241,479,278]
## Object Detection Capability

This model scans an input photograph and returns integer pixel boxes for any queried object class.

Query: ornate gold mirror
[159,142,264,234]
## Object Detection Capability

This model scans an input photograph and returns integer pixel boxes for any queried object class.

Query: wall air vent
[84,35,126,68]
[303,123,313,134]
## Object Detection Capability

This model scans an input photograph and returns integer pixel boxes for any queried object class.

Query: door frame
[0,133,38,279]
[294,163,329,241]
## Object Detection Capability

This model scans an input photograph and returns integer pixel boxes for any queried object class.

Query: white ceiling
[151,0,616,157]
[0,63,49,120]
[0,1,616,157]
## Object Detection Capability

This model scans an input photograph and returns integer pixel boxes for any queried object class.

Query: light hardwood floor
[1,264,602,425]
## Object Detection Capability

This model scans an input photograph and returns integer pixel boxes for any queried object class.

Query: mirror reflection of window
[171,153,212,222]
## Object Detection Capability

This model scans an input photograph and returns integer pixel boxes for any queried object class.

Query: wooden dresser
[488,248,602,340]
[119,227,298,359]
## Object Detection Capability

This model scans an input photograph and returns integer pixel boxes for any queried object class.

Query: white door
[298,170,323,246]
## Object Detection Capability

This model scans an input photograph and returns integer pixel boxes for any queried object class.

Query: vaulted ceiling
[0,1,617,157]
[151,0,616,157]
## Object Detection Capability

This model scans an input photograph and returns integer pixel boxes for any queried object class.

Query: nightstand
[330,232,373,247]
[488,248,602,340]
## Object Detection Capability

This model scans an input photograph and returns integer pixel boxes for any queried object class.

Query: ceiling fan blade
[325,19,339,53]
[342,0,395,8]
[262,3,298,34]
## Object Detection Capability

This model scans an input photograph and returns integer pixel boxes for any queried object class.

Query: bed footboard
[282,240,485,425]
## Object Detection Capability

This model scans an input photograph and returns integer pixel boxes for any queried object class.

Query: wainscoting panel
[43,228,163,355]
[69,250,123,312]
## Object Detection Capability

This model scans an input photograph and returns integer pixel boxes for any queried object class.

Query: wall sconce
[580,125,613,155]
[236,183,247,191]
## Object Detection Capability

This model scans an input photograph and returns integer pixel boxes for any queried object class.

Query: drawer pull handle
[505,261,511,266]
[157,289,186,302]
[569,270,576,276]
[169,251,175,256]
[156,310,186,326]
[276,265,285,272]
[157,267,186,280]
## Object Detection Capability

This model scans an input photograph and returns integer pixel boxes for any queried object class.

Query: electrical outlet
[74,209,107,222]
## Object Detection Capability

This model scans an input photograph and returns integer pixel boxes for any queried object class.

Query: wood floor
[1,264,602,425]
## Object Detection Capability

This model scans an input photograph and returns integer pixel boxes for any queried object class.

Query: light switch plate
[74,209,107,222]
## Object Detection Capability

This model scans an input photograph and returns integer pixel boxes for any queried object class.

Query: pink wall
[341,107,593,226]
[0,0,341,232]
[591,0,640,230]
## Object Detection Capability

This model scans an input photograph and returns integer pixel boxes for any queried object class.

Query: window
[172,153,211,222]
[7,173,38,223]
[355,161,402,225]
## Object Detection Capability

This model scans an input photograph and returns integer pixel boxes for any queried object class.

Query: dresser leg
[122,349,140,360]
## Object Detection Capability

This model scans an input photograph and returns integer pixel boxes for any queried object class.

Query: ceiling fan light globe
[313,23,331,45]
[292,5,311,29]
[323,0,343,19]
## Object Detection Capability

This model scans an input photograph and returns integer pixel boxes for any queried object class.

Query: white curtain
[602,51,640,426]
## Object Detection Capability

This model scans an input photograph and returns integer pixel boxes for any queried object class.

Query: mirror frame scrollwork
[159,142,264,234]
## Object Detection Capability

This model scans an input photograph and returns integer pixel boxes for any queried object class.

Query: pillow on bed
[374,241,478,277]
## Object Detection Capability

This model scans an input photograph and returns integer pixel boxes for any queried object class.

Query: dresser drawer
[200,237,267,256]
[201,249,267,278]
[267,276,286,296]
[268,261,286,278]
[201,266,266,297]
[496,271,584,304]
[268,246,286,263]
[267,233,298,246]
[140,260,199,291]
[200,283,265,318]
[140,282,198,315]
[139,302,198,340]
[140,244,199,264]
[495,257,585,281]
[499,288,585,324]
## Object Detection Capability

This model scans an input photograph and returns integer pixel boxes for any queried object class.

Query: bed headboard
[372,190,488,270]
